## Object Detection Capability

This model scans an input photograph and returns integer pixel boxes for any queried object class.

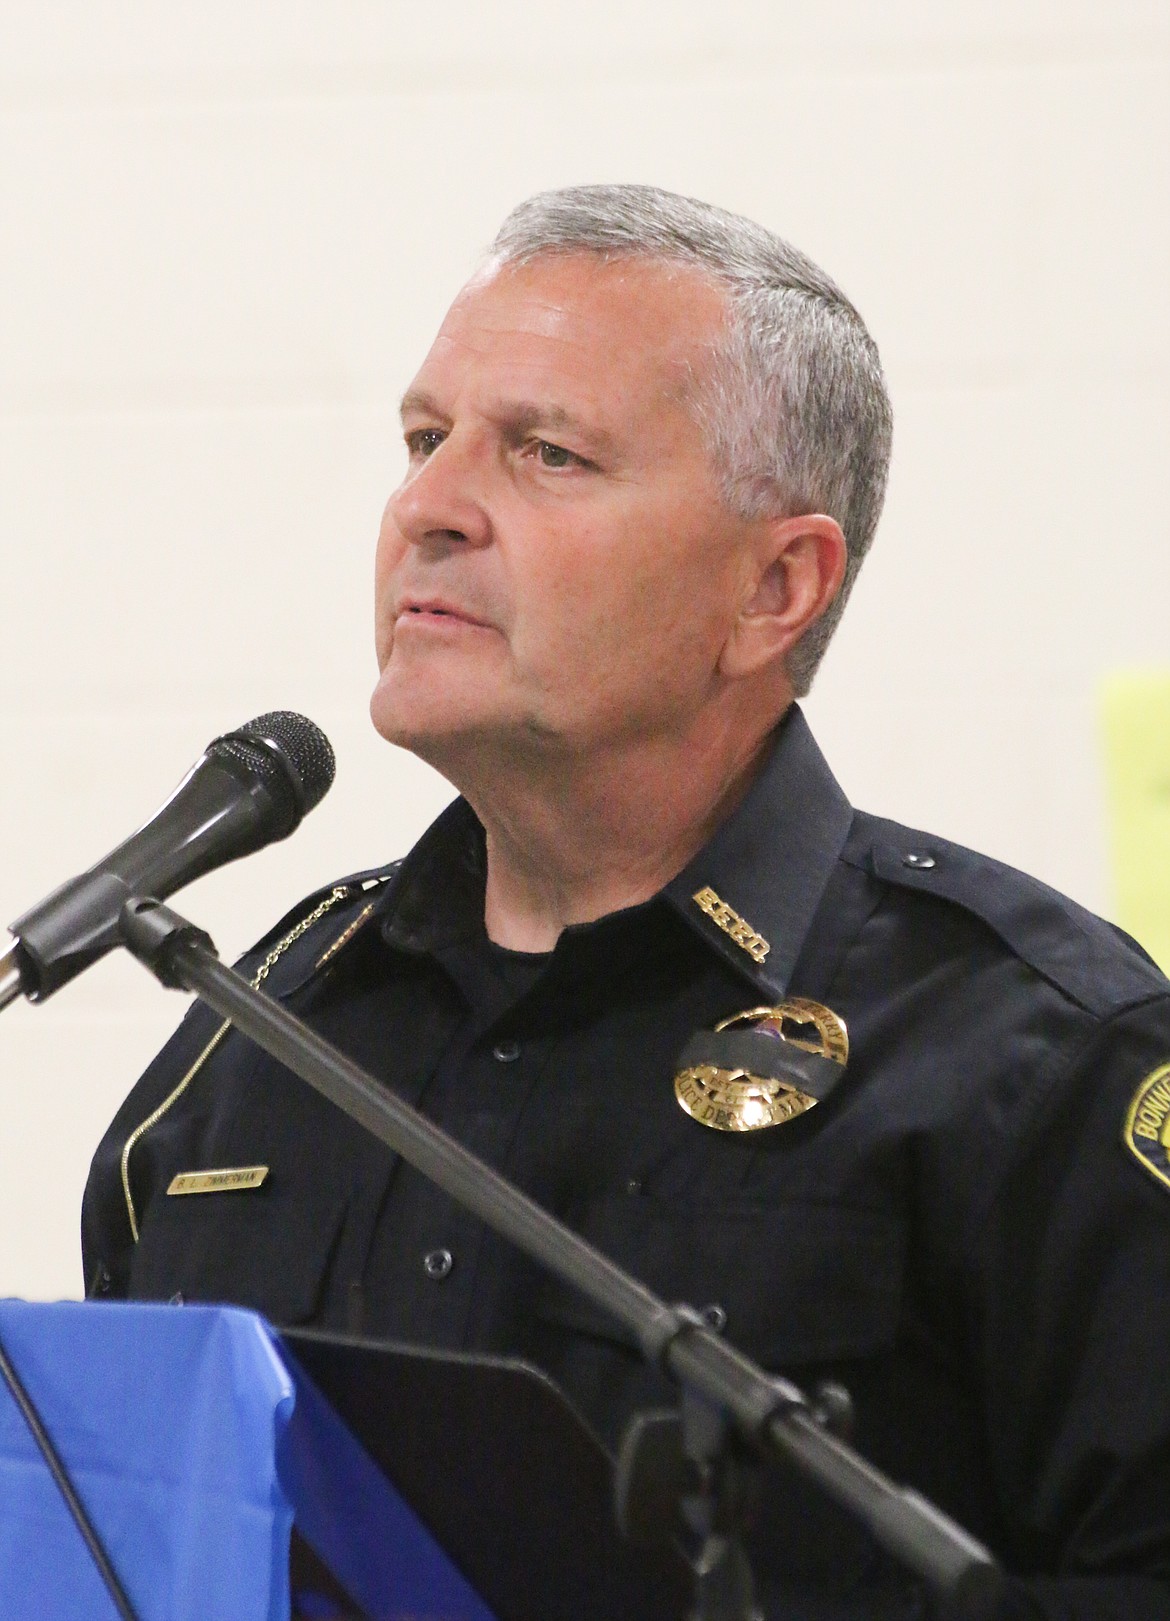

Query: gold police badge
[674,998,849,1133]
[1124,1062,1170,1193]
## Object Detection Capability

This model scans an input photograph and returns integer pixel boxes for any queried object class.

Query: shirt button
[701,1303,727,1332]
[423,1248,454,1280]
[492,1040,521,1063]
[902,851,937,870]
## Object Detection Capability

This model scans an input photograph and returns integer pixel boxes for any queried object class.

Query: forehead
[407,253,729,417]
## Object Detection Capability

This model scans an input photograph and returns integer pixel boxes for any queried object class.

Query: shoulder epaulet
[844,812,1167,1018]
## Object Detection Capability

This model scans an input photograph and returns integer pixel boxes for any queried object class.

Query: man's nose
[387,434,493,550]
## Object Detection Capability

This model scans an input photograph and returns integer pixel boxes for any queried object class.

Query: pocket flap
[129,1187,348,1327]
[536,1195,905,1367]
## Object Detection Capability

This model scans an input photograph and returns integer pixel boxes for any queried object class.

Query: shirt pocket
[128,1187,348,1327]
[533,1193,905,1368]
[529,1195,915,1600]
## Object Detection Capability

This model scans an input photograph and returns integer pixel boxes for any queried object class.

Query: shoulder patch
[847,813,1168,1019]
[1124,1063,1170,1193]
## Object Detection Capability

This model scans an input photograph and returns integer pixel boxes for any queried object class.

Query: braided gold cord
[119,886,352,1242]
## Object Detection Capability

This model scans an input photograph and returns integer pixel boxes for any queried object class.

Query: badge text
[692,886,770,964]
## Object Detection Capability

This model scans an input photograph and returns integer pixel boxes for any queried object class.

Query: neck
[456,709,785,953]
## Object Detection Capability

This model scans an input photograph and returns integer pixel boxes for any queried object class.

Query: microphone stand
[0,946,24,1015]
[119,897,1003,1621]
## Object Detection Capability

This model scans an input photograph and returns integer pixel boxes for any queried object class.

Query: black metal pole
[120,898,1002,1620]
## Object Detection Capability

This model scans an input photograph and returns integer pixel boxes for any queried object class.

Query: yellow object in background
[1100,672,1170,974]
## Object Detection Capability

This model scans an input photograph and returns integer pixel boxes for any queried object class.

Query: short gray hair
[487,184,893,694]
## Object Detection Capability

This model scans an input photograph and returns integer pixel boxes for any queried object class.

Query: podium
[0,1299,689,1620]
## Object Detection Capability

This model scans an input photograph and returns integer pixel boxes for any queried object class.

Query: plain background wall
[0,2,1167,1300]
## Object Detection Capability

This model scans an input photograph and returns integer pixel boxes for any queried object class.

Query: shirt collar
[378,795,486,955]
[380,705,854,997]
[662,705,854,998]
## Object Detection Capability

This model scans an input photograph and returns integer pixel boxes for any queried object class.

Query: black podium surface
[282,1328,692,1621]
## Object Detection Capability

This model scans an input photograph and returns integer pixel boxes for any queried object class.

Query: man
[84,186,1170,1617]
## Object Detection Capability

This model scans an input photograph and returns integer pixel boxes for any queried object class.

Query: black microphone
[0,712,335,1011]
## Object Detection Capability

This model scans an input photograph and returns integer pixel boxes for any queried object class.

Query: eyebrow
[399,388,447,422]
[399,390,618,457]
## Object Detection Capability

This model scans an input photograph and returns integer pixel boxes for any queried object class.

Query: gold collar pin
[691,886,770,965]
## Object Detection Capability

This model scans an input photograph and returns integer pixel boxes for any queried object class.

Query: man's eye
[406,428,445,457]
[536,441,577,469]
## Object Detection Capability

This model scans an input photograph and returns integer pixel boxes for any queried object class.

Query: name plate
[167,1166,269,1197]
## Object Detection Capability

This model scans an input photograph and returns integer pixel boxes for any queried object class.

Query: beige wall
[1,2,1167,1299]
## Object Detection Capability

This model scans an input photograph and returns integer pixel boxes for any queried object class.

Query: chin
[370,672,488,758]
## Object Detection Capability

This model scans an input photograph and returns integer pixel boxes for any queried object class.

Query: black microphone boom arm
[119,895,1003,1621]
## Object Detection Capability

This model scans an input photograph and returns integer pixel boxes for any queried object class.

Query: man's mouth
[396,597,491,629]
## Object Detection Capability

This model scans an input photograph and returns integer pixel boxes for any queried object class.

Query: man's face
[371,253,760,773]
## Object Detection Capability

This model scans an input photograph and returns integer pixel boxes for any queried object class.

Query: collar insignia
[674,999,848,1132]
[1124,1062,1170,1192]
[692,886,770,965]
[314,901,378,970]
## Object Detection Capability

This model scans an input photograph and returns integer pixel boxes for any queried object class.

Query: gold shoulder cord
[120,885,353,1243]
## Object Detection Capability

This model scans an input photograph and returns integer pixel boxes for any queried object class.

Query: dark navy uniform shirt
[83,708,1170,1619]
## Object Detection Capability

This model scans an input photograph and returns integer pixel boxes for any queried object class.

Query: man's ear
[719,514,848,680]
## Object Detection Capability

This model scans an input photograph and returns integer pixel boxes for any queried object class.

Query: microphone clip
[119,899,218,991]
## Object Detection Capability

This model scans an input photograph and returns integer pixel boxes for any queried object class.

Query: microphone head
[211,711,336,832]
[239,711,336,813]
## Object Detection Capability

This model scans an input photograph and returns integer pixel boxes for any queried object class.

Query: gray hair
[487,184,892,694]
